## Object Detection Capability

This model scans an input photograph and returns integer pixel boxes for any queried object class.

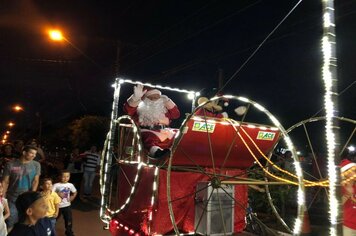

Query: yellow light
[48,30,64,41]
[8,122,15,127]
[13,105,23,112]
[6,131,10,134]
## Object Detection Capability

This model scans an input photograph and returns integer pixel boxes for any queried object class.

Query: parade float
[99,1,355,235]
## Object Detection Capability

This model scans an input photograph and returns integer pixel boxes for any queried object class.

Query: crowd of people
[0,140,101,236]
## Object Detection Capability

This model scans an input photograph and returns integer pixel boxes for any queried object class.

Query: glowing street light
[6,131,10,134]
[7,122,15,128]
[48,29,64,41]
[13,105,24,112]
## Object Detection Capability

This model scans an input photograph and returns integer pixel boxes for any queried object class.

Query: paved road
[55,197,111,236]
[55,176,111,236]
[53,175,258,236]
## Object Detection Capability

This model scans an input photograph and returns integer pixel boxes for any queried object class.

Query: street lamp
[48,29,64,41]
[47,28,105,70]
[7,122,15,128]
[12,105,24,112]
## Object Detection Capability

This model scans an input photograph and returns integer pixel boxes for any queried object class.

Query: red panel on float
[172,117,280,169]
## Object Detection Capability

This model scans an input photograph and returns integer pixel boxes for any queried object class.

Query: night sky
[1,0,355,141]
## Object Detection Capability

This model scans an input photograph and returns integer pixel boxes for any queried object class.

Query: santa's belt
[140,125,166,130]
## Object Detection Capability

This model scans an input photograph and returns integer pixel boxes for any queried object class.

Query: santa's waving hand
[132,84,147,101]
[123,85,180,160]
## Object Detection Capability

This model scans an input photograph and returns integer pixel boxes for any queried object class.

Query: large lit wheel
[264,116,356,232]
[100,115,145,221]
[166,95,306,235]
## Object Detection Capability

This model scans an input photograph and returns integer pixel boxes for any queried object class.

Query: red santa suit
[123,89,180,157]
[340,159,356,233]
[195,107,225,118]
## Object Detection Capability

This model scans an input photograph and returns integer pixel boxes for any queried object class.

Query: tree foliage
[69,115,109,150]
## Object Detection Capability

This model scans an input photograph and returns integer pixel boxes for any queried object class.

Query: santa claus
[123,84,180,159]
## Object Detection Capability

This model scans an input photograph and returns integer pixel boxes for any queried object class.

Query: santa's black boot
[153,149,171,159]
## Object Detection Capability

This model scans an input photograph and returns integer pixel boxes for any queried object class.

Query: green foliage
[69,115,109,150]
[248,166,297,217]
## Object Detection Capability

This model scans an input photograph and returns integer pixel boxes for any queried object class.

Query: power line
[122,0,262,73]
[217,0,303,94]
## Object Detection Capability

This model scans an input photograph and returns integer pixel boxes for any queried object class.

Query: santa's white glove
[132,84,147,101]
[161,95,175,109]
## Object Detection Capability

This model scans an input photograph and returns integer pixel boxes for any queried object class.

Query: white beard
[137,98,168,126]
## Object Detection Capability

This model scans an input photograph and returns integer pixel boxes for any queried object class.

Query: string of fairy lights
[101,76,347,235]
[165,94,305,235]
[321,0,341,235]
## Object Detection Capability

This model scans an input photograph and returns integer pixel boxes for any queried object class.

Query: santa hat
[145,88,161,97]
[340,159,356,172]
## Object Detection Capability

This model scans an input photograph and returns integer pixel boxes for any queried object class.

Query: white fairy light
[253,103,266,112]
[169,94,305,235]
[321,0,340,235]
[223,95,234,99]
[237,96,249,103]
[323,12,331,28]
[119,79,196,94]
[347,145,355,152]
[187,93,195,100]
[293,218,302,235]
[297,187,305,206]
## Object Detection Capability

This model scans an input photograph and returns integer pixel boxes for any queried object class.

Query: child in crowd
[8,191,55,236]
[41,178,61,233]
[53,170,77,236]
[0,182,10,236]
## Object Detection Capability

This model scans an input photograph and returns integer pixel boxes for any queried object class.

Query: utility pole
[114,40,121,78]
[218,68,224,90]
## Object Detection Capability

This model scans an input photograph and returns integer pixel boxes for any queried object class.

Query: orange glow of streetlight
[2,140,5,144]
[13,105,24,112]
[6,131,10,134]
[8,122,15,127]
[48,29,64,41]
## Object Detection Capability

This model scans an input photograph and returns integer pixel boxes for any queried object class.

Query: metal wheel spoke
[172,147,213,179]
[220,186,247,211]
[119,166,133,188]
[201,114,217,177]
[215,188,227,235]
[170,183,212,204]
[339,125,356,156]
[194,187,215,234]
[303,123,323,179]
[307,187,322,210]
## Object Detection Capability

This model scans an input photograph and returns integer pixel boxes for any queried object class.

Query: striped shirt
[83,152,100,172]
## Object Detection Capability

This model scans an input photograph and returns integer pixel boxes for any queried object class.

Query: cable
[310,80,356,118]
[217,0,303,94]
[122,0,262,73]
[120,1,216,61]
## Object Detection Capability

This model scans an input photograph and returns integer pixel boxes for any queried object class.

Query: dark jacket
[8,217,55,236]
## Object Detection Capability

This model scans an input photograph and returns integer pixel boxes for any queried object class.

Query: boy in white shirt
[53,170,77,236]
